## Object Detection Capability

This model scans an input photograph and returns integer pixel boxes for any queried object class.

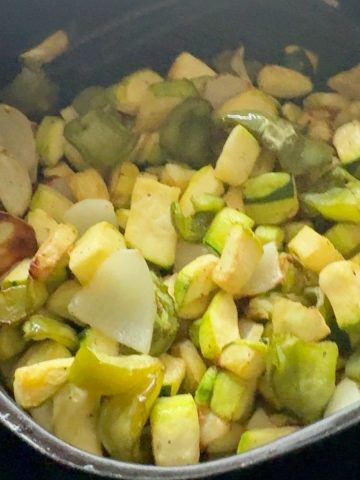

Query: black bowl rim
[1,385,360,479]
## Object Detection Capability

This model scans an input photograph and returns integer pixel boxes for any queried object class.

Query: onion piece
[240,242,283,297]
[69,249,156,354]
[0,149,32,217]
[0,104,38,182]
[63,199,118,236]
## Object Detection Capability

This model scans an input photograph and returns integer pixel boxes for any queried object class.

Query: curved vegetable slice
[63,199,117,235]
[69,345,163,396]
[0,212,37,275]
[0,149,32,216]
[23,314,78,351]
[69,249,156,354]
[0,104,37,180]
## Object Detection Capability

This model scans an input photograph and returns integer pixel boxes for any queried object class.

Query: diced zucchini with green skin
[110,162,139,209]
[151,394,200,466]
[159,353,186,396]
[180,165,224,217]
[212,225,263,297]
[199,290,239,360]
[255,226,284,250]
[188,318,202,348]
[215,125,260,186]
[324,378,360,417]
[319,261,360,334]
[0,325,27,361]
[195,366,218,407]
[136,79,198,132]
[64,108,137,169]
[192,194,225,214]
[160,97,213,169]
[168,52,216,80]
[283,221,313,244]
[174,254,219,319]
[288,225,343,273]
[237,427,298,453]
[69,345,163,396]
[1,259,31,289]
[203,207,254,254]
[302,184,360,223]
[53,383,102,455]
[46,280,82,323]
[207,422,243,454]
[240,242,283,297]
[26,208,58,245]
[36,116,65,167]
[112,69,163,115]
[325,223,360,258]
[219,340,267,381]
[171,202,214,244]
[68,169,110,202]
[125,176,180,269]
[243,172,299,225]
[272,297,330,342]
[30,184,73,223]
[198,407,230,451]
[99,368,163,462]
[23,314,78,351]
[257,65,313,98]
[217,89,279,118]
[150,273,179,356]
[29,223,77,283]
[333,120,360,176]
[210,370,256,422]
[171,340,206,394]
[270,334,338,423]
[69,221,125,285]
[14,357,74,409]
[80,328,119,356]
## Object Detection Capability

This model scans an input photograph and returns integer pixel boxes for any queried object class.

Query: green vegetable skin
[3,38,360,467]
[222,110,333,175]
[64,107,137,168]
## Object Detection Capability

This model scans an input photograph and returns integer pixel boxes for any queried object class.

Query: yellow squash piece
[159,353,186,396]
[69,221,125,285]
[168,52,216,80]
[14,357,74,409]
[68,168,110,201]
[237,427,298,453]
[212,225,263,296]
[219,340,267,381]
[151,394,200,466]
[288,225,343,273]
[30,223,78,281]
[125,176,180,269]
[171,339,206,394]
[217,89,279,118]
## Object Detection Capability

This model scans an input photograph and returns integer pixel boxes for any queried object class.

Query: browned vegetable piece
[0,212,37,276]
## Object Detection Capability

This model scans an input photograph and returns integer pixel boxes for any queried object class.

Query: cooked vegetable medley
[1,31,360,466]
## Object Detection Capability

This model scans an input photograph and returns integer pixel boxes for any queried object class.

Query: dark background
[1,422,360,479]
[0,0,360,479]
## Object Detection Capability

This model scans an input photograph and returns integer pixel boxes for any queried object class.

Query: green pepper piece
[160,97,213,168]
[171,202,214,243]
[270,334,338,423]
[98,368,163,462]
[222,111,333,175]
[64,107,137,168]
[150,273,179,356]
[69,345,163,396]
[72,86,111,115]
[23,314,79,351]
